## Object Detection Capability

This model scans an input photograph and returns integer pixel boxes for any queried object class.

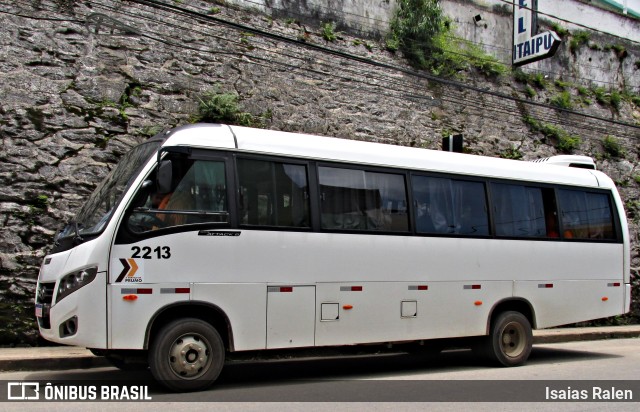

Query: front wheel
[149,318,225,392]
[485,311,532,367]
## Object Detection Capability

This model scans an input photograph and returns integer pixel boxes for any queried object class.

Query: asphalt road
[1,338,639,411]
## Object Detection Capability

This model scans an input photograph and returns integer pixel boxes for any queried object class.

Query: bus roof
[162,123,611,189]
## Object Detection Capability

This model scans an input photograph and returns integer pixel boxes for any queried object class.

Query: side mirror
[157,160,172,194]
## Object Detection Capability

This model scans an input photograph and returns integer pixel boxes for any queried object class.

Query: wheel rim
[168,333,212,379]
[500,321,526,358]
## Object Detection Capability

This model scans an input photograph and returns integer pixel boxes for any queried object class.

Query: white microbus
[36,124,630,391]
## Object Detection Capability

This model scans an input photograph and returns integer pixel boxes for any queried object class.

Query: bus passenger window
[127,158,228,232]
[492,184,556,238]
[319,167,408,232]
[412,176,488,236]
[558,190,615,240]
[237,159,310,228]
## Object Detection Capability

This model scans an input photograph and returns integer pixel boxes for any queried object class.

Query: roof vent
[530,155,596,170]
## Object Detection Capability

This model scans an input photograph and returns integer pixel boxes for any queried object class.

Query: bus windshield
[56,140,162,242]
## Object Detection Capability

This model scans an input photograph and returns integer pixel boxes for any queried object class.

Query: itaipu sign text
[512,0,561,66]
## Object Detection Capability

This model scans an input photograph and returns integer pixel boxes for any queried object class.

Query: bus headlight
[56,267,98,303]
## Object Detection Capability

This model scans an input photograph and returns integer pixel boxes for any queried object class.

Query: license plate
[35,304,43,318]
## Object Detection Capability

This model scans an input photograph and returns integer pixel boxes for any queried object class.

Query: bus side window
[319,167,408,232]
[237,158,310,228]
[412,175,488,236]
[557,189,615,240]
[127,158,228,233]
[492,184,556,239]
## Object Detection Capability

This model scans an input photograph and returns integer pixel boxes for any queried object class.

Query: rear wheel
[485,311,532,366]
[149,318,225,392]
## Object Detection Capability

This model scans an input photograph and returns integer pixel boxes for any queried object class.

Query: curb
[533,329,640,344]
[0,355,110,372]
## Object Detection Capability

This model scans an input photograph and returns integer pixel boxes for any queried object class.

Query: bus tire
[486,311,532,367]
[149,318,225,392]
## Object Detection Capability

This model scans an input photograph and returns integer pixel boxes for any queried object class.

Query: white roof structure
[162,124,613,189]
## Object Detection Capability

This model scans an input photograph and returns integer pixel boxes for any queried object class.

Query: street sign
[512,0,561,66]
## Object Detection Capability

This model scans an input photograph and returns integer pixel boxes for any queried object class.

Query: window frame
[115,149,236,244]
[409,172,492,239]
[555,186,621,243]
[234,153,314,232]
[315,161,412,235]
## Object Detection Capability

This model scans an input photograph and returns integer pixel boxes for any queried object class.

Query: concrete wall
[229,0,640,89]
[230,0,640,42]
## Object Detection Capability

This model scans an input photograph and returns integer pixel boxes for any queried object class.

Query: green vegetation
[34,195,49,210]
[524,85,536,98]
[625,200,640,222]
[611,44,627,60]
[500,147,523,160]
[513,69,529,84]
[523,115,581,153]
[513,70,548,90]
[602,135,625,158]
[387,0,505,78]
[531,73,547,89]
[195,88,270,128]
[576,86,589,96]
[139,125,164,138]
[569,31,590,54]
[591,86,609,106]
[610,90,622,111]
[554,80,569,90]
[550,22,569,37]
[352,39,373,51]
[550,91,573,110]
[321,22,337,42]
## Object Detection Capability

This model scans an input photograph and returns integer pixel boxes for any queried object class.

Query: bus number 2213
[131,246,171,259]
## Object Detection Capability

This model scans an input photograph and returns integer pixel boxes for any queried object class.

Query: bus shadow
[20,344,621,394]
[215,344,620,387]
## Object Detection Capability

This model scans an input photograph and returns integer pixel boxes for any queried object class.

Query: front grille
[36,282,55,329]
[36,282,55,304]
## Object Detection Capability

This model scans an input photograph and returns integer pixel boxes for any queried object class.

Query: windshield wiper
[73,222,84,246]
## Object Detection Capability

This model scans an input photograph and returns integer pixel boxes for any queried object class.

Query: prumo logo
[7,382,39,400]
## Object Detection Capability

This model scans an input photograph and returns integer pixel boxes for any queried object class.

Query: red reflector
[471,285,481,290]
[613,283,621,287]
[280,287,293,293]
[175,288,190,294]
[418,285,428,291]
[137,288,153,294]
[351,286,363,292]
[122,295,138,301]
[545,284,554,288]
